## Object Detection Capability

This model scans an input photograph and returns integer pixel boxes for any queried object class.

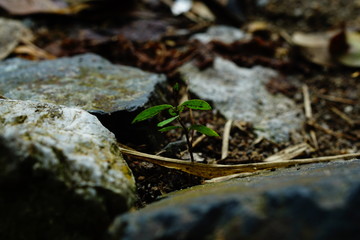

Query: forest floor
[1,0,359,207]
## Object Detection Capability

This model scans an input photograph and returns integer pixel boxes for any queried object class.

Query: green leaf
[157,115,179,127]
[190,125,219,137]
[132,104,173,124]
[180,99,212,110]
[168,107,178,116]
[173,82,179,92]
[159,126,182,132]
[176,105,185,113]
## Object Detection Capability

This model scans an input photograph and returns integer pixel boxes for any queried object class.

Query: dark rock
[0,99,136,240]
[108,159,360,240]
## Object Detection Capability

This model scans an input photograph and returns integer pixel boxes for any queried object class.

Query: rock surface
[191,25,249,44]
[180,57,303,142]
[0,53,167,146]
[108,159,360,240]
[0,99,136,240]
[0,53,166,113]
[251,0,360,32]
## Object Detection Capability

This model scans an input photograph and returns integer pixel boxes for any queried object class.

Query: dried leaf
[14,43,55,60]
[338,31,360,67]
[292,31,338,66]
[0,18,33,60]
[0,0,89,15]
[119,147,360,179]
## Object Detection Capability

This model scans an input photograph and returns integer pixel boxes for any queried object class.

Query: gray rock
[253,0,360,32]
[191,25,249,44]
[108,159,360,240]
[0,99,136,240]
[180,57,304,142]
[0,53,166,113]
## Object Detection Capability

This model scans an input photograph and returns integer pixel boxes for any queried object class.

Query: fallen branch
[119,146,360,179]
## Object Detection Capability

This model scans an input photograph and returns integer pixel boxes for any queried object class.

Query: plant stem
[177,117,194,162]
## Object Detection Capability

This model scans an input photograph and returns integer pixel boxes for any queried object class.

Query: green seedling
[132,99,219,162]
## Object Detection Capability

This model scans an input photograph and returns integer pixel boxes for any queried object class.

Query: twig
[179,134,206,157]
[221,120,233,160]
[192,134,206,148]
[307,120,357,141]
[303,85,312,119]
[204,171,265,184]
[317,94,356,104]
[302,85,319,149]
[264,143,313,162]
[331,107,355,126]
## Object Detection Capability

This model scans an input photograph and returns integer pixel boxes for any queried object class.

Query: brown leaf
[0,18,33,60]
[119,147,360,179]
[337,31,360,67]
[0,0,89,15]
[292,31,338,66]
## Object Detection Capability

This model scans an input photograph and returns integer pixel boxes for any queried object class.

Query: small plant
[132,99,219,162]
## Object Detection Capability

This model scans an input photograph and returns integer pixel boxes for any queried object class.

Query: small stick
[302,85,319,149]
[264,142,313,162]
[179,134,206,157]
[317,94,356,105]
[192,134,206,148]
[221,120,233,160]
[331,107,355,126]
[307,120,357,141]
[303,85,312,119]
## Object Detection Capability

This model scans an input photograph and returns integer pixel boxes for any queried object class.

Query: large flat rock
[0,99,136,240]
[108,159,360,240]
[0,53,166,113]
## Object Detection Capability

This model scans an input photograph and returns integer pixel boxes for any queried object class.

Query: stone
[180,57,304,142]
[191,25,249,44]
[108,159,360,240]
[0,53,166,114]
[252,0,360,31]
[0,99,136,240]
[0,53,167,146]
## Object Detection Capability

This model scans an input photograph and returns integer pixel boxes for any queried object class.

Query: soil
[2,0,359,208]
